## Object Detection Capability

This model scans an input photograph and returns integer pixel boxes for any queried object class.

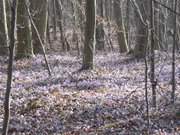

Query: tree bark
[96,0,105,50]
[16,0,34,59]
[82,0,96,69]
[30,0,48,54]
[56,0,69,51]
[0,0,9,55]
[2,1,17,134]
[133,0,148,58]
[113,0,129,53]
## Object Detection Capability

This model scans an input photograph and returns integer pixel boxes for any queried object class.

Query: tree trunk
[52,0,57,40]
[171,0,177,104]
[30,0,48,54]
[71,0,81,55]
[96,0,105,50]
[82,0,96,69]
[150,0,156,108]
[113,0,129,53]
[133,0,148,58]
[55,0,68,51]
[2,1,17,134]
[177,1,180,50]
[16,0,34,59]
[0,0,9,55]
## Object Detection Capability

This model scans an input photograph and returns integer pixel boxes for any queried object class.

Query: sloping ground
[0,52,180,135]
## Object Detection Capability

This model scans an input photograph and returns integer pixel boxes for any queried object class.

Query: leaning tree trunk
[82,0,96,70]
[0,0,9,55]
[30,0,48,54]
[16,0,34,59]
[113,0,129,53]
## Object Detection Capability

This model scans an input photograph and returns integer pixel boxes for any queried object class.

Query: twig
[153,0,180,16]
[130,0,148,26]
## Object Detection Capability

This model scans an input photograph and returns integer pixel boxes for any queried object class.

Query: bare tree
[16,0,34,59]
[150,0,156,108]
[82,0,96,69]
[2,0,17,134]
[132,0,148,58]
[113,0,129,53]
[30,0,48,54]
[171,0,177,104]
[0,0,9,55]
[96,0,105,50]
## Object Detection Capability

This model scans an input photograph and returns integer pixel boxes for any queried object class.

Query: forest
[0,0,180,134]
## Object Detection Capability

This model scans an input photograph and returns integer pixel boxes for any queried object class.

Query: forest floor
[0,52,180,135]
